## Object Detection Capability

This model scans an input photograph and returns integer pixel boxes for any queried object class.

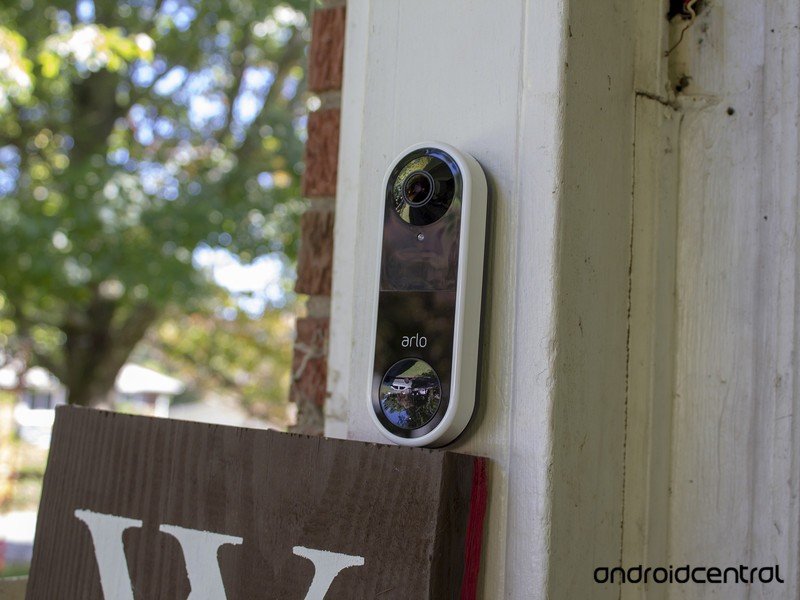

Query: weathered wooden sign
[27,407,487,599]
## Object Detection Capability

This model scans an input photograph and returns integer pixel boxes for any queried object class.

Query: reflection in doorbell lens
[379,358,442,430]
[389,150,459,226]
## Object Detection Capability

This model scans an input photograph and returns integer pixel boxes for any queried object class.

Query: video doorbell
[367,142,488,447]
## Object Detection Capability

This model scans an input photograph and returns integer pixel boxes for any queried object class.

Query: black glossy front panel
[372,291,456,438]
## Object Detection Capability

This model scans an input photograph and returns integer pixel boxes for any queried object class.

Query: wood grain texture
[666,1,800,597]
[619,4,679,598]
[620,96,680,600]
[545,0,635,596]
[27,407,487,599]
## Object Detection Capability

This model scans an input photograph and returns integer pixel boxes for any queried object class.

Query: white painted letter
[293,546,364,600]
[74,509,142,600]
[159,524,243,600]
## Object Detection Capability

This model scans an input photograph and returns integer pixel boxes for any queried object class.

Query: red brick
[303,108,340,198]
[295,208,334,296]
[290,317,329,409]
[308,6,346,93]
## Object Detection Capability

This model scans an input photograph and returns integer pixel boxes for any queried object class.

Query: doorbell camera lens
[402,171,435,206]
[389,150,460,226]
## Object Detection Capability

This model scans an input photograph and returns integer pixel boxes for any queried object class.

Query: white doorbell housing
[367,142,488,447]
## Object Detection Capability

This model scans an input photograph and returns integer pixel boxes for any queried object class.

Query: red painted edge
[460,457,488,600]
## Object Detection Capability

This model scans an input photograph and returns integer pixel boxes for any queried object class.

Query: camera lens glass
[402,171,435,206]
[388,149,461,226]
[379,358,441,430]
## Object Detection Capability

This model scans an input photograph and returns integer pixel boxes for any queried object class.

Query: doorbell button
[379,358,442,431]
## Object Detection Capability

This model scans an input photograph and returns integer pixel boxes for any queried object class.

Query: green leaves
[0,27,34,111]
[139,299,295,422]
[0,0,310,407]
[37,25,154,78]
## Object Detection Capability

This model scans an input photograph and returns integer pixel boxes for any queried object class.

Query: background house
[0,364,185,448]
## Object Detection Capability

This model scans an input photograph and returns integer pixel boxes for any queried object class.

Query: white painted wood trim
[324,0,371,440]
[620,96,680,600]
[620,5,677,600]
[328,2,565,596]
[327,0,800,598]
[327,0,636,597]
[665,1,800,597]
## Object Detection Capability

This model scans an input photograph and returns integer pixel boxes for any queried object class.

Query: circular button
[379,358,442,430]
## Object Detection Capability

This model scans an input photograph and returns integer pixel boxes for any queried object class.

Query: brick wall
[290,1,346,434]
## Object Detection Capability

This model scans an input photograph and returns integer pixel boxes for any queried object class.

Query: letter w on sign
[27,407,488,599]
[73,510,361,600]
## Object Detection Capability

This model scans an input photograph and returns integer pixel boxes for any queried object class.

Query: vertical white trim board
[666,1,800,597]
[327,0,636,597]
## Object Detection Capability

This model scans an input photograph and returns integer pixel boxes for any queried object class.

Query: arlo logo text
[401,333,427,348]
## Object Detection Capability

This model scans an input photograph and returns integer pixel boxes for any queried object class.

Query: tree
[134,287,295,424]
[0,0,310,406]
